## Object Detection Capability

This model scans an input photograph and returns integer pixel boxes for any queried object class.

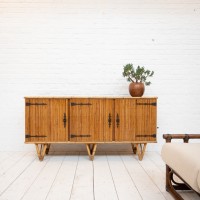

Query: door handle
[116,113,120,128]
[63,113,67,128]
[108,113,112,128]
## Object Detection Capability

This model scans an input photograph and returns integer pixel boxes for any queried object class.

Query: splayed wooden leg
[86,144,97,161]
[135,143,147,161]
[35,144,48,161]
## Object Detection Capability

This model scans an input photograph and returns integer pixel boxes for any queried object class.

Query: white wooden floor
[0,151,199,200]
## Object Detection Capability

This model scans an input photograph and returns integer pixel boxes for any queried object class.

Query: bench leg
[166,165,191,200]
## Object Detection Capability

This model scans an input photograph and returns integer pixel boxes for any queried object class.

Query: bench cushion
[161,143,200,193]
[198,171,200,191]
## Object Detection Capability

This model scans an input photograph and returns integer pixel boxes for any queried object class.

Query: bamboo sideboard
[25,97,157,161]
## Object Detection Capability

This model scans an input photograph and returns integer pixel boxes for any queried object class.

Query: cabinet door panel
[25,98,68,142]
[135,98,157,142]
[69,98,104,142]
[104,99,114,141]
[50,99,68,142]
[115,99,136,141]
[25,98,50,142]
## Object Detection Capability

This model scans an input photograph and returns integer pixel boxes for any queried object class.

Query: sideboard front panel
[25,97,157,143]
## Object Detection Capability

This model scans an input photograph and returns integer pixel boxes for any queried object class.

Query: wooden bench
[161,134,200,200]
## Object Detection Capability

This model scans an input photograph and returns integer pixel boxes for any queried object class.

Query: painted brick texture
[0,0,200,151]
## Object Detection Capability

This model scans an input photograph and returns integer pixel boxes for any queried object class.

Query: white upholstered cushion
[161,143,200,193]
[198,173,200,191]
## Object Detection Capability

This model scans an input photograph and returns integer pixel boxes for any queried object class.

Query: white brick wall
[0,0,200,152]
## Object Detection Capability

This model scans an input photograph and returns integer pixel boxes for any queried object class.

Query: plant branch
[122,64,154,86]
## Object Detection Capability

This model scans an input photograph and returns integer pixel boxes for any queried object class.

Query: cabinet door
[25,98,68,142]
[104,99,114,141]
[50,99,68,142]
[25,98,50,143]
[135,98,157,142]
[115,99,136,141]
[70,98,108,142]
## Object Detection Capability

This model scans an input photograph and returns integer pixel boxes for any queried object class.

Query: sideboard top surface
[24,96,158,99]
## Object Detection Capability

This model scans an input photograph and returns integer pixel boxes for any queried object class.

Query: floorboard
[139,153,175,200]
[0,156,49,200]
[21,155,64,200]
[106,154,142,200]
[93,153,118,200]
[46,154,79,200]
[69,154,94,200]
[0,152,35,195]
[121,153,166,200]
[0,152,28,176]
[0,152,12,164]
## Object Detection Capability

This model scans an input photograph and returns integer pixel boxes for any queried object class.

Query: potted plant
[122,63,154,97]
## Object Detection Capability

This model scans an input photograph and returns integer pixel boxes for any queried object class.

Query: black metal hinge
[136,102,157,106]
[136,134,156,138]
[25,134,47,138]
[71,102,92,106]
[70,134,91,138]
[26,103,47,106]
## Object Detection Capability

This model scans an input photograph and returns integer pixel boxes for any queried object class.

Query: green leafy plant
[122,63,154,86]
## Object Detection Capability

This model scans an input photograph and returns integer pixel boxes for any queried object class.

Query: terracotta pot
[129,82,145,97]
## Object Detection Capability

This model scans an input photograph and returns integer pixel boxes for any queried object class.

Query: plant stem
[129,77,135,82]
